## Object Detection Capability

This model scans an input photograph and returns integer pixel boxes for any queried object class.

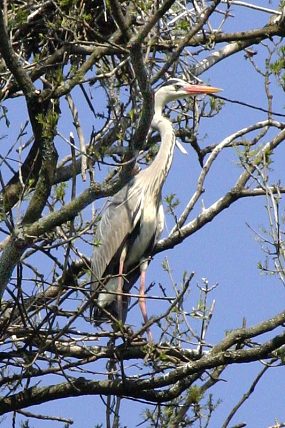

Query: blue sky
[2,1,285,427]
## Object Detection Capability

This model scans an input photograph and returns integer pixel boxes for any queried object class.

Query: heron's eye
[174,84,181,91]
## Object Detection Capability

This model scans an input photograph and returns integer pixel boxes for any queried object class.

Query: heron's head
[155,78,221,109]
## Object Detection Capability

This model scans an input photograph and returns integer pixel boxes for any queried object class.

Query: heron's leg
[117,247,127,321]
[139,261,153,342]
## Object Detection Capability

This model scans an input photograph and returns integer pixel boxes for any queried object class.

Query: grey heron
[91,78,220,339]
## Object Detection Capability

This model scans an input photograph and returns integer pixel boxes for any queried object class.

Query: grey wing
[91,178,144,291]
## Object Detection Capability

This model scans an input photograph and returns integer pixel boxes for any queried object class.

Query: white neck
[146,101,176,192]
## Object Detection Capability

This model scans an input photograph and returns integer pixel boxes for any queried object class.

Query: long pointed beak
[184,84,221,95]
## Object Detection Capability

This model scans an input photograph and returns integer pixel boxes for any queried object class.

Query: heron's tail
[90,278,129,325]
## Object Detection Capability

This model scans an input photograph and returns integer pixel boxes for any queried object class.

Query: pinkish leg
[139,269,153,342]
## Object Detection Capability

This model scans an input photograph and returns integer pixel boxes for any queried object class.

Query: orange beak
[184,84,221,95]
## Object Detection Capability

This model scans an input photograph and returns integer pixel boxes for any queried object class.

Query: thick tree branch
[0,7,35,98]
[1,317,285,412]
[156,128,285,253]
[0,172,129,298]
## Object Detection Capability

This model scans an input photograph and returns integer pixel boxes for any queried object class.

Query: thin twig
[222,363,271,428]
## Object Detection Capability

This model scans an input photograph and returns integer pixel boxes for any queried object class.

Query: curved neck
[147,113,176,190]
